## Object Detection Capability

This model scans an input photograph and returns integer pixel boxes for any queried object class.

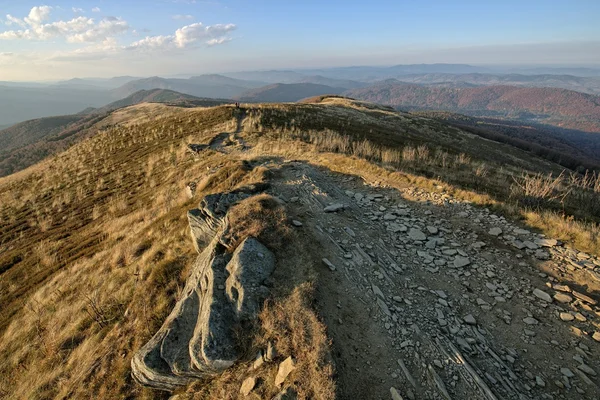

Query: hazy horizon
[1,1,600,80]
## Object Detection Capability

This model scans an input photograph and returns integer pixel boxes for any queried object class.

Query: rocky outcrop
[132,189,276,391]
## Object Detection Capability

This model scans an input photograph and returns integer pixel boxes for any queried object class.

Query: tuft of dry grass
[223,193,291,251]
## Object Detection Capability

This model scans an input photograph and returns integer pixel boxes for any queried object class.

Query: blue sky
[0,0,599,80]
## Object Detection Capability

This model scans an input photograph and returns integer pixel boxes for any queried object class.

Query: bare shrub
[511,171,569,207]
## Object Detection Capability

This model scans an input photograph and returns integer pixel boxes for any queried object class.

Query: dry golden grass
[224,194,291,251]
[0,105,242,399]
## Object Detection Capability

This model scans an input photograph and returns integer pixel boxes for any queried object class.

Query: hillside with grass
[1,97,600,399]
[344,83,600,133]
[0,90,229,177]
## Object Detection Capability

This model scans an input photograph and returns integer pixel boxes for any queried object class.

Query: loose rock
[275,356,296,387]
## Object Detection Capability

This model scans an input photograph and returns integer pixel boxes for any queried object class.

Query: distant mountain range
[393,73,600,95]
[235,83,344,103]
[344,83,600,133]
[3,63,600,134]
[110,75,266,99]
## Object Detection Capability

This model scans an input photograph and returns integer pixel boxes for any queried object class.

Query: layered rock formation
[132,189,276,391]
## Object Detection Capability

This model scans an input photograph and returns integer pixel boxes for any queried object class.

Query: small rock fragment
[454,256,471,268]
[324,203,345,213]
[554,293,572,304]
[265,341,277,362]
[322,258,336,271]
[408,228,427,241]
[240,377,256,396]
[390,387,404,400]
[533,288,552,303]
[489,227,503,236]
[275,356,296,387]
[560,312,574,322]
[523,317,539,325]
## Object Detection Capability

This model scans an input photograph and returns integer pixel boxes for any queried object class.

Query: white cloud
[92,7,101,13]
[128,22,235,51]
[5,14,27,27]
[172,14,194,20]
[25,5,51,25]
[72,7,84,14]
[0,7,128,42]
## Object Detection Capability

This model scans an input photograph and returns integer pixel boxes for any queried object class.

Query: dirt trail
[263,161,600,400]
[208,109,247,152]
[187,113,600,399]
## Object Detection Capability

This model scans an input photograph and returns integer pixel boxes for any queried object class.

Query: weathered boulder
[188,189,260,252]
[133,191,277,391]
[226,238,276,320]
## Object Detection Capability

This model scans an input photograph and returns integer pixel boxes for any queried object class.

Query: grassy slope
[0,98,599,399]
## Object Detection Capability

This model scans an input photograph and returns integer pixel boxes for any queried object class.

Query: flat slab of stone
[554,293,572,303]
[132,194,277,391]
[533,288,552,303]
[454,256,471,268]
[408,228,427,241]
[275,356,296,387]
[488,227,502,236]
[324,203,345,213]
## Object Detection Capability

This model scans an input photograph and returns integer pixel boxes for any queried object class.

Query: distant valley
[344,83,600,133]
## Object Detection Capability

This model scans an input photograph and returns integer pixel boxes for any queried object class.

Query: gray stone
[533,288,552,303]
[324,203,345,213]
[463,314,477,325]
[427,226,439,234]
[226,238,276,320]
[561,368,574,378]
[408,228,427,241]
[265,341,277,362]
[377,298,392,316]
[535,376,546,387]
[523,241,539,250]
[523,317,539,325]
[577,364,597,376]
[390,387,404,400]
[388,223,408,233]
[454,256,471,268]
[322,258,336,271]
[132,200,277,391]
[291,220,303,227]
[489,227,502,236]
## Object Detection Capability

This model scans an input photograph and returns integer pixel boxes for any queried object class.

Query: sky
[0,0,599,81]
